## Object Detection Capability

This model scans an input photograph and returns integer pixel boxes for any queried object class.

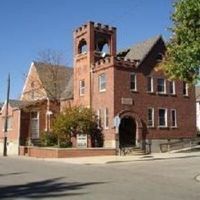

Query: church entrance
[119,116,136,148]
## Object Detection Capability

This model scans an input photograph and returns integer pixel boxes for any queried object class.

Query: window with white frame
[130,73,137,91]
[30,111,39,139]
[169,80,176,95]
[171,109,177,127]
[97,109,102,127]
[183,82,189,96]
[79,80,85,96]
[99,73,106,92]
[104,108,109,129]
[157,78,166,93]
[147,108,154,127]
[147,77,153,93]
[158,108,168,127]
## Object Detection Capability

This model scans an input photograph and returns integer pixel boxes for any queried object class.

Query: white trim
[147,107,154,127]
[171,109,177,128]
[30,111,40,139]
[157,78,166,94]
[20,62,35,100]
[104,108,109,129]
[183,82,189,96]
[158,108,168,128]
[79,80,85,96]
[99,73,106,92]
[147,76,154,93]
[97,109,101,128]
[169,80,176,95]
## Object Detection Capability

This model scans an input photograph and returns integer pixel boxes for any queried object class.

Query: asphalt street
[0,156,200,200]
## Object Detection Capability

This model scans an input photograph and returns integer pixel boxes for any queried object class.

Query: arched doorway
[119,116,136,148]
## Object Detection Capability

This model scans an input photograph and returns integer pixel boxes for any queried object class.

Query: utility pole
[3,74,10,156]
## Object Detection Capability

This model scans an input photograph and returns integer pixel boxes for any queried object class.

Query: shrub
[40,131,58,147]
[52,106,103,147]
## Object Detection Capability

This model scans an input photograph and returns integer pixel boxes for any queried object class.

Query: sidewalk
[13,147,200,165]
[46,151,200,165]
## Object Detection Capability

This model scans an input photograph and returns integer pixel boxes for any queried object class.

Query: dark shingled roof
[117,35,163,62]
[61,75,73,99]
[196,86,200,101]
[33,62,73,99]
[8,99,33,109]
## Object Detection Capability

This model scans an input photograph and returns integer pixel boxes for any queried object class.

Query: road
[0,156,200,200]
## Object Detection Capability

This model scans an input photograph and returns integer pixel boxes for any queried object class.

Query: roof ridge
[33,61,72,69]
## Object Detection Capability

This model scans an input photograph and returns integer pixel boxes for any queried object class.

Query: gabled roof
[196,86,200,101]
[61,75,73,100]
[33,62,73,99]
[117,35,164,62]
[9,99,34,109]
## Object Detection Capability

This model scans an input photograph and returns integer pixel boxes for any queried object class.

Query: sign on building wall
[121,97,133,105]
[77,134,87,148]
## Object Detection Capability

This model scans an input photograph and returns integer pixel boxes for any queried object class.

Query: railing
[160,137,200,152]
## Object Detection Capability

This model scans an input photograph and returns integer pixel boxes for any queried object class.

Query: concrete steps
[120,147,145,156]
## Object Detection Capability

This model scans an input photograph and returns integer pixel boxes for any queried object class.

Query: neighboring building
[196,86,200,133]
[0,63,72,154]
[0,100,28,155]
[0,21,197,154]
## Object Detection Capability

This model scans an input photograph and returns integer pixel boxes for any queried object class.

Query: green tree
[163,0,200,84]
[52,106,103,147]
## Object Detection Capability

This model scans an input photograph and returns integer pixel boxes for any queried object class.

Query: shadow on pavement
[0,172,27,177]
[0,177,105,199]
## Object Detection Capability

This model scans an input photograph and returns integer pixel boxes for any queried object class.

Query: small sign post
[77,134,87,148]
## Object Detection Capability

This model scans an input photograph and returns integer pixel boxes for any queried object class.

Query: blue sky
[0,0,173,102]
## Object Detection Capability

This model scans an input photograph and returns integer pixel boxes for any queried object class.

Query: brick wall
[19,146,116,158]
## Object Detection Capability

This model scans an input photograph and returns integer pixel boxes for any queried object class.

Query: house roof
[196,86,200,101]
[33,62,73,99]
[61,75,73,100]
[117,35,163,62]
[9,99,34,109]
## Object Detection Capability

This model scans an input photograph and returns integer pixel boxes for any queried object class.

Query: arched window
[78,39,87,54]
[95,38,110,57]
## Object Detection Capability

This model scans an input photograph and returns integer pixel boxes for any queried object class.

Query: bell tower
[73,21,116,107]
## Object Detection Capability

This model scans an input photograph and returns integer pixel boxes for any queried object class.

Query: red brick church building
[0,21,196,154]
